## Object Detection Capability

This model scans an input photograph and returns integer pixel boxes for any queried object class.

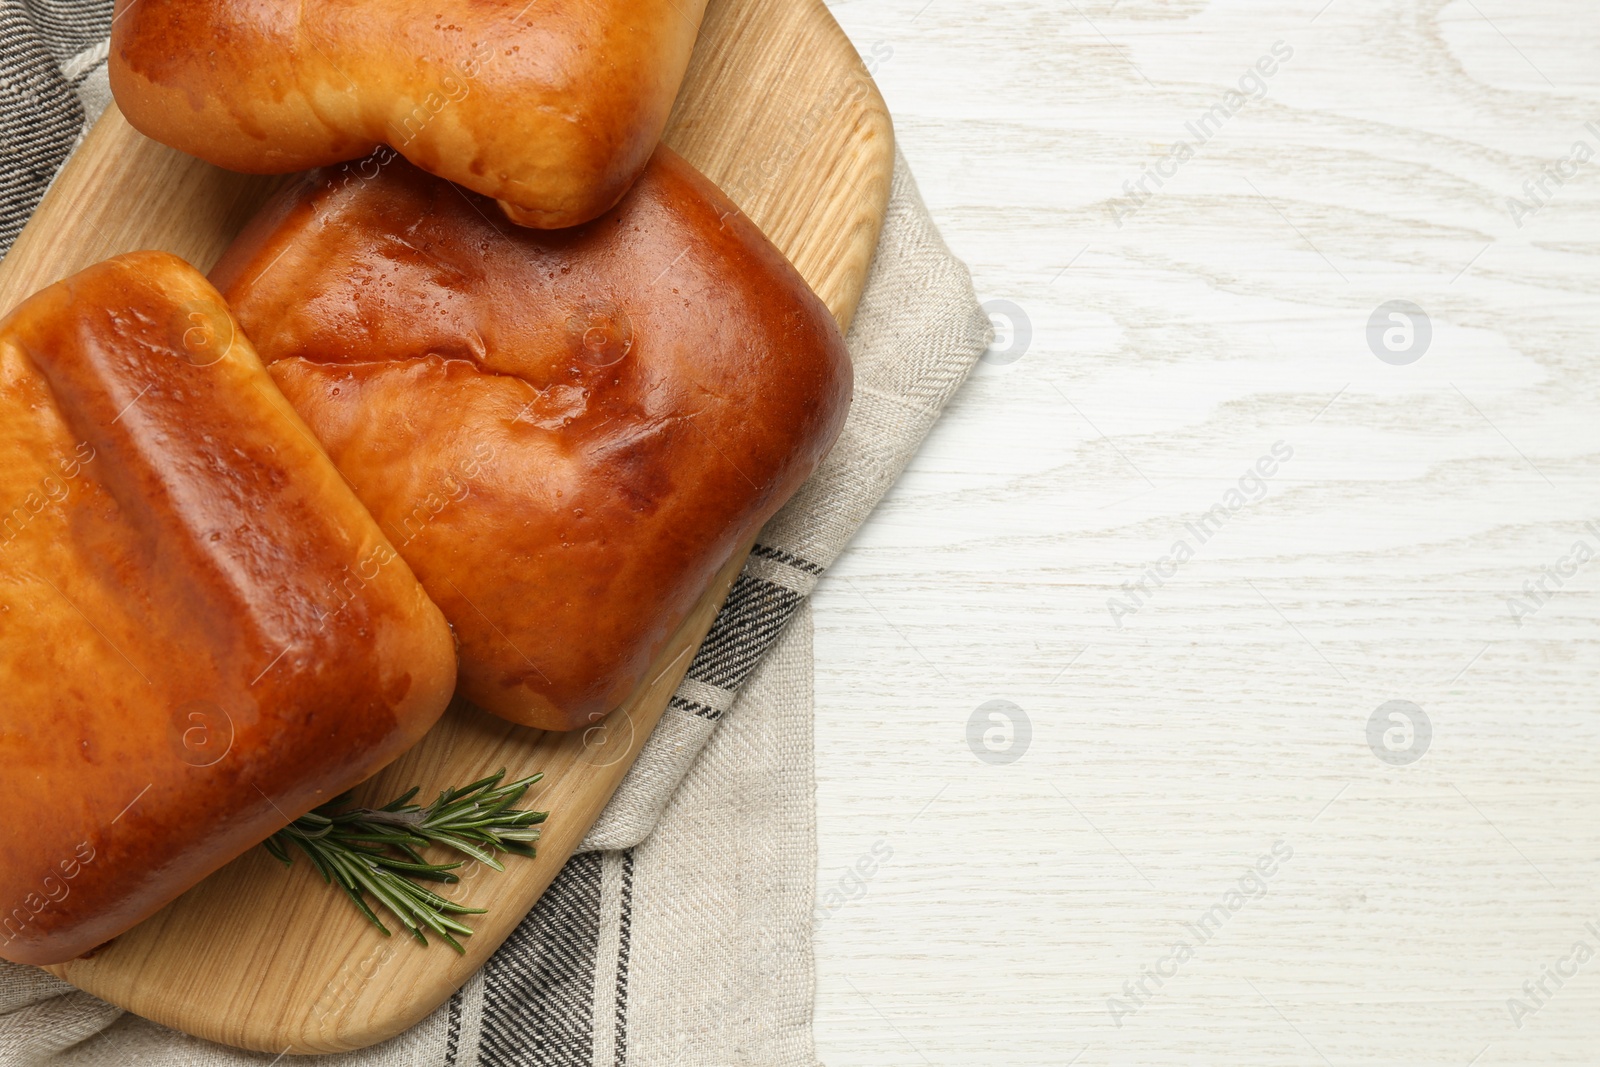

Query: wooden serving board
[7,0,892,1053]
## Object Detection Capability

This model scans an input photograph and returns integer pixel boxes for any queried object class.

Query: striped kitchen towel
[0,1,991,1062]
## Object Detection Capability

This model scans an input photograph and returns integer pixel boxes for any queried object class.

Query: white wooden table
[812,1,1600,1063]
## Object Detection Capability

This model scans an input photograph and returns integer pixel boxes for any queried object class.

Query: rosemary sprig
[263,769,547,952]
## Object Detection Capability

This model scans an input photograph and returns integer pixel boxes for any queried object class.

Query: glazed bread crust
[0,253,457,966]
[212,147,852,731]
[109,0,708,228]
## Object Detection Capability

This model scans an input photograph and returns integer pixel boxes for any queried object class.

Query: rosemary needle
[263,769,547,952]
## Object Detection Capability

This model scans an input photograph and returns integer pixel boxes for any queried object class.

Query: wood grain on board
[2,0,892,1053]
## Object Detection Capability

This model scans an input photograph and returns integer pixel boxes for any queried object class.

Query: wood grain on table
[813,1,1600,1064]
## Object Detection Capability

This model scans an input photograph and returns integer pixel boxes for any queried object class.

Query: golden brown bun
[211,147,852,731]
[0,252,457,966]
[108,0,707,229]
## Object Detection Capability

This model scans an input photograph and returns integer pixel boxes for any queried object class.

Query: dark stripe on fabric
[614,848,634,1067]
[683,574,804,690]
[749,542,824,575]
[443,988,462,1067]
[667,694,724,722]
[0,5,88,255]
[15,0,111,63]
[479,851,603,1067]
